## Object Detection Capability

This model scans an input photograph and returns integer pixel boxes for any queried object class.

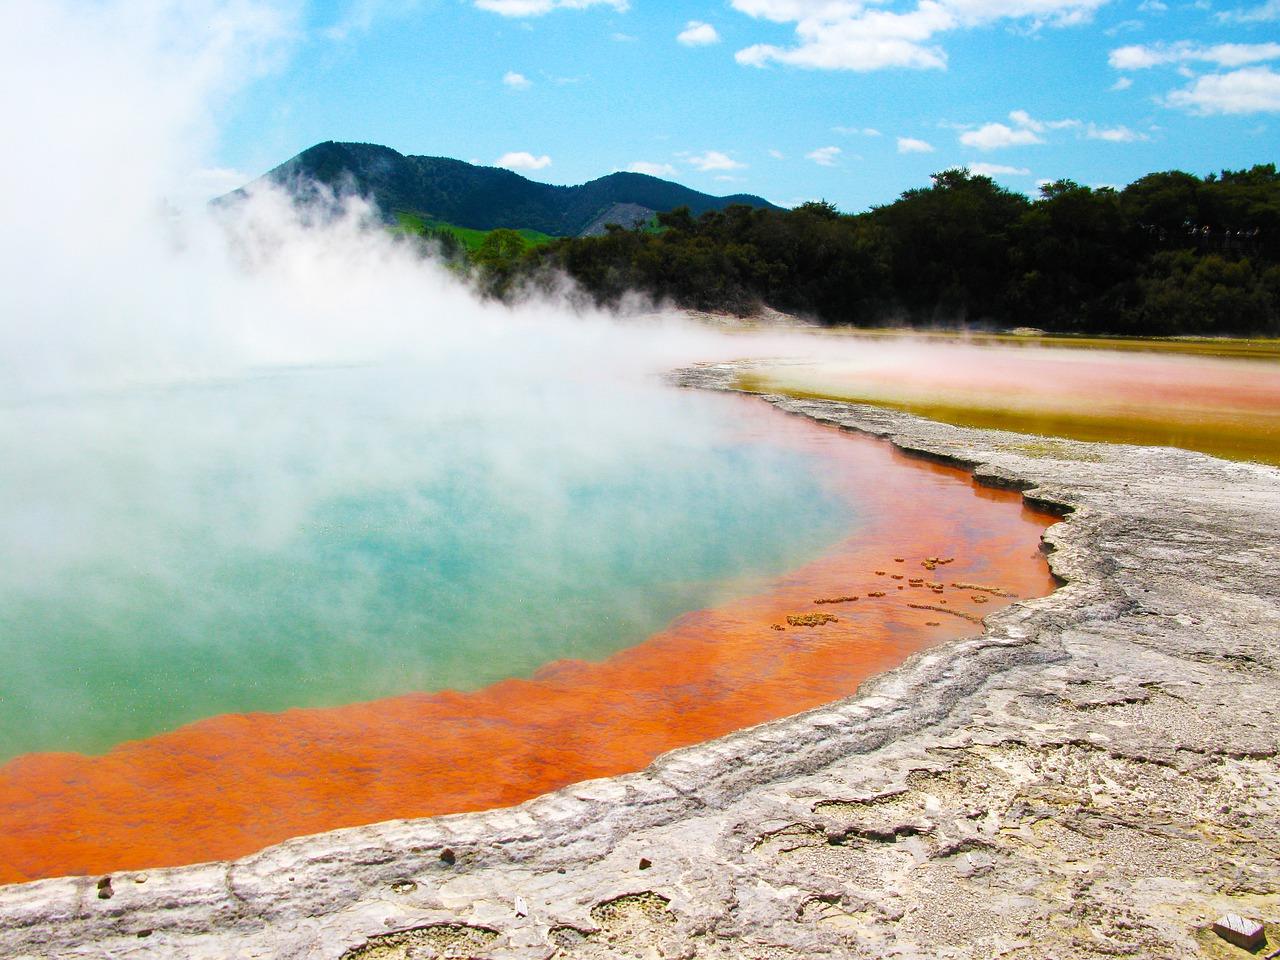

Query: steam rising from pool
[9,0,1268,770]
[0,0,716,401]
[0,370,861,758]
[0,0,862,759]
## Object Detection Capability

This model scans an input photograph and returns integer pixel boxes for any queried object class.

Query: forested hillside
[507,165,1280,336]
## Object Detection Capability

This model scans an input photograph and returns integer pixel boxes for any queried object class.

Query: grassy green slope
[395,212,555,251]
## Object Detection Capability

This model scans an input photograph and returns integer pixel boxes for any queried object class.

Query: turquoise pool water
[0,366,856,759]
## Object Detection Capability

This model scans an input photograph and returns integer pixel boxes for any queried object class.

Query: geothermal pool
[0,368,1057,883]
[0,367,860,760]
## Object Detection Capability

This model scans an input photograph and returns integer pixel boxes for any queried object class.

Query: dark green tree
[508,163,1280,336]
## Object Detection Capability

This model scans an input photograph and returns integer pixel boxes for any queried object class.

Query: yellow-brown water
[737,333,1280,465]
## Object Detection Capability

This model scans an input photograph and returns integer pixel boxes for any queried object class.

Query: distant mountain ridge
[227,141,779,237]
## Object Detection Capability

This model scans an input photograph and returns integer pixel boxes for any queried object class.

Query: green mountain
[226,141,779,237]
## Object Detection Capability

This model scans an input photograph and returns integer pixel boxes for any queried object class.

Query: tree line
[419,164,1280,336]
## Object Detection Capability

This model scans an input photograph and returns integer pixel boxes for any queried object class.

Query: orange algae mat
[0,398,1059,884]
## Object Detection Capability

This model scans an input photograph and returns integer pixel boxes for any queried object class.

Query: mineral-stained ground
[1,362,1277,959]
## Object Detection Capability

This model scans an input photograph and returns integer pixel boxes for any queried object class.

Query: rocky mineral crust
[2,361,1278,959]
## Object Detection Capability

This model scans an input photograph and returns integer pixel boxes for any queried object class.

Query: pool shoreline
[0,393,1057,883]
[2,363,1278,959]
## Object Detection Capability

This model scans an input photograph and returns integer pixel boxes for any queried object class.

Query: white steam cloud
[0,0,763,591]
[1,0,298,395]
[0,0,734,402]
[1,0,849,751]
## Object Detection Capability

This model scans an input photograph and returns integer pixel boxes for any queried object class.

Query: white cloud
[1104,18,1143,35]
[688,151,746,171]
[324,0,421,41]
[1007,109,1080,131]
[1137,0,1168,9]
[1109,41,1280,69]
[833,125,882,135]
[960,122,1044,148]
[769,148,787,158]
[736,6,952,72]
[502,70,531,89]
[732,0,863,20]
[496,151,553,170]
[1165,65,1280,113]
[1086,123,1149,141]
[730,0,1108,73]
[677,21,721,45]
[626,161,678,176]
[475,0,627,16]
[956,109,1077,149]
[897,136,935,153]
[967,162,1031,175]
[610,31,638,40]
[1111,75,1133,90]
[1217,0,1280,21]
[805,145,842,165]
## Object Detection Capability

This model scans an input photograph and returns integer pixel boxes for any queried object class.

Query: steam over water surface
[0,0,1059,881]
[0,366,854,760]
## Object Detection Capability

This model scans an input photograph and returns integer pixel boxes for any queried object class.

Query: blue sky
[211,0,1280,211]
